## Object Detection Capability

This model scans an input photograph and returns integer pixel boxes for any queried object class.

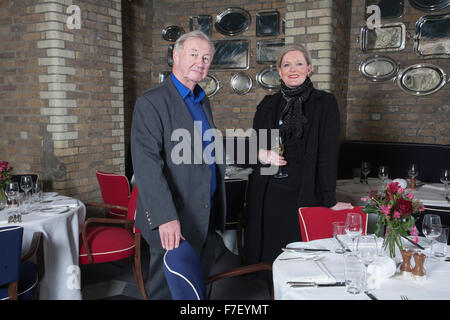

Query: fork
[401,295,408,300]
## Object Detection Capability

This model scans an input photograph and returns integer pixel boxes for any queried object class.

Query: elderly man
[131,31,226,299]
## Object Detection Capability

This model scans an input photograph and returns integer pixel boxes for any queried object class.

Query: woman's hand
[258,149,287,166]
[330,202,354,211]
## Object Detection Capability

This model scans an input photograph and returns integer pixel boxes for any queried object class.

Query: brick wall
[346,0,450,144]
[0,0,126,202]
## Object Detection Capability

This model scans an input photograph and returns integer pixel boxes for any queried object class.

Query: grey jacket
[130,77,226,254]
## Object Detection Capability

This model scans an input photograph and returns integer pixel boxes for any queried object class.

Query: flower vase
[383,227,403,262]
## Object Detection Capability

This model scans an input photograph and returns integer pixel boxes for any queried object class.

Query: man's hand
[159,219,185,250]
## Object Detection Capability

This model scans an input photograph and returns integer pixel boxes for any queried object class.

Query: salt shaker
[400,249,413,277]
[412,252,426,280]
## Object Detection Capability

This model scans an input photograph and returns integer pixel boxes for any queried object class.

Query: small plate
[199,74,220,97]
[230,72,252,95]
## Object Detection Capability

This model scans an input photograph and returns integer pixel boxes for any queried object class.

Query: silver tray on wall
[256,66,281,91]
[230,72,252,95]
[359,55,399,81]
[199,74,220,97]
[190,15,212,37]
[365,0,404,20]
[256,39,285,64]
[214,7,251,36]
[414,13,450,58]
[360,23,406,52]
[211,39,250,70]
[256,11,280,37]
[162,25,185,42]
[396,63,447,95]
[408,0,450,11]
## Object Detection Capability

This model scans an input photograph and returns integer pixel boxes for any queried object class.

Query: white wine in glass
[273,136,288,179]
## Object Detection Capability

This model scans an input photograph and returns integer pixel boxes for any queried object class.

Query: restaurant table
[273,238,450,300]
[336,178,450,233]
[0,194,86,300]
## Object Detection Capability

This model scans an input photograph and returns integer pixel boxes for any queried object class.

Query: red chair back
[96,171,130,219]
[128,186,141,234]
[298,206,368,242]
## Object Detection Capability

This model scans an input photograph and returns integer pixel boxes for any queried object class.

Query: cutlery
[401,295,408,300]
[287,281,346,288]
[282,247,330,253]
[279,256,323,261]
[336,237,352,252]
[400,234,425,250]
[365,291,378,300]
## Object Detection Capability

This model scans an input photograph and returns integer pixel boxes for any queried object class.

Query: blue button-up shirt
[171,73,217,201]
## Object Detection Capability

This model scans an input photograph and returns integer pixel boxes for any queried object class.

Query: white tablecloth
[0,195,86,300]
[273,238,450,300]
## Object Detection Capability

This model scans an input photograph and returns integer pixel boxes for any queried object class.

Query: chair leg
[8,282,18,300]
[237,211,244,266]
[132,234,148,300]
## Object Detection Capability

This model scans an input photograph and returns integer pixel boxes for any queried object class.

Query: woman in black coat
[244,45,353,267]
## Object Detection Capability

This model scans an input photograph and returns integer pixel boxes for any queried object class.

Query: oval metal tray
[256,66,281,91]
[359,55,399,82]
[199,74,220,97]
[230,72,252,95]
[214,7,251,36]
[408,0,450,11]
[162,25,184,42]
[396,63,447,96]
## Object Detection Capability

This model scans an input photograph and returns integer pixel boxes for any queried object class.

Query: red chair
[298,206,368,242]
[90,171,131,219]
[80,186,147,299]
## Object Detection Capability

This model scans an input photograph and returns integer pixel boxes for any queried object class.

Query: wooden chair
[298,206,368,242]
[81,186,147,299]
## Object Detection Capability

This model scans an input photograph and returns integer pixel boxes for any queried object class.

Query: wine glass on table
[20,175,33,201]
[422,214,442,262]
[345,212,363,252]
[356,235,378,291]
[5,182,20,212]
[272,136,288,179]
[408,163,419,189]
[440,169,450,202]
[361,162,370,184]
[378,165,389,188]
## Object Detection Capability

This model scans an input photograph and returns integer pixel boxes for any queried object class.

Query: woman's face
[278,50,312,88]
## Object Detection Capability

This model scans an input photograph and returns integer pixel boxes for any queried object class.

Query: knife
[282,247,330,253]
[335,237,352,252]
[287,281,346,288]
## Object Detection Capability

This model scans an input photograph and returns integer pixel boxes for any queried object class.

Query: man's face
[172,37,213,91]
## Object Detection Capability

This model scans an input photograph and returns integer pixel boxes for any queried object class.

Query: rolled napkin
[366,256,396,289]
[393,178,407,189]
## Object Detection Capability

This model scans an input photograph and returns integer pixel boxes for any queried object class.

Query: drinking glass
[361,162,370,184]
[377,166,389,186]
[32,181,43,202]
[332,221,347,254]
[408,163,419,179]
[344,252,364,294]
[440,169,450,201]
[356,235,378,291]
[345,212,363,251]
[5,182,20,212]
[422,214,442,261]
[272,136,288,179]
[20,176,33,201]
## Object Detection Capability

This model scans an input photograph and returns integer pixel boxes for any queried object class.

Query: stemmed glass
[422,214,442,261]
[20,176,33,201]
[378,166,389,187]
[345,212,363,251]
[361,162,370,184]
[272,136,288,179]
[5,182,20,212]
[440,169,450,201]
[356,235,378,291]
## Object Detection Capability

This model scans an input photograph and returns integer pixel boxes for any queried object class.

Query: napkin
[282,259,335,284]
[421,184,445,192]
[393,178,407,189]
[366,256,396,289]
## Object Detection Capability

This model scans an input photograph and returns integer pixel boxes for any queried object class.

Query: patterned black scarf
[278,76,313,140]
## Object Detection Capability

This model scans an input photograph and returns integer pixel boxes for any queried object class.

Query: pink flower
[407,193,414,199]
[381,204,392,215]
[393,211,401,219]
[420,206,425,211]
[398,187,405,193]
[410,226,418,237]
[413,237,419,244]
[360,197,367,201]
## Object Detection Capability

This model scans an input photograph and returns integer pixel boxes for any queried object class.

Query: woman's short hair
[173,30,215,57]
[276,44,313,71]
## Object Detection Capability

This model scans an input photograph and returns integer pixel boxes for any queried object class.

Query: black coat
[244,88,340,265]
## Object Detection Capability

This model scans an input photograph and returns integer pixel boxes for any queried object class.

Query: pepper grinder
[412,252,426,281]
[410,176,416,189]
[400,249,413,277]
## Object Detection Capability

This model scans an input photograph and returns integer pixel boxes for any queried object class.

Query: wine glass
[422,214,442,261]
[272,136,288,179]
[408,163,419,188]
[345,212,363,251]
[356,235,378,291]
[361,162,370,184]
[378,165,389,187]
[440,169,450,201]
[5,182,20,212]
[20,176,33,201]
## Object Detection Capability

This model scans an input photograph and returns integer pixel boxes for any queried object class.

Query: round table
[0,195,86,300]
